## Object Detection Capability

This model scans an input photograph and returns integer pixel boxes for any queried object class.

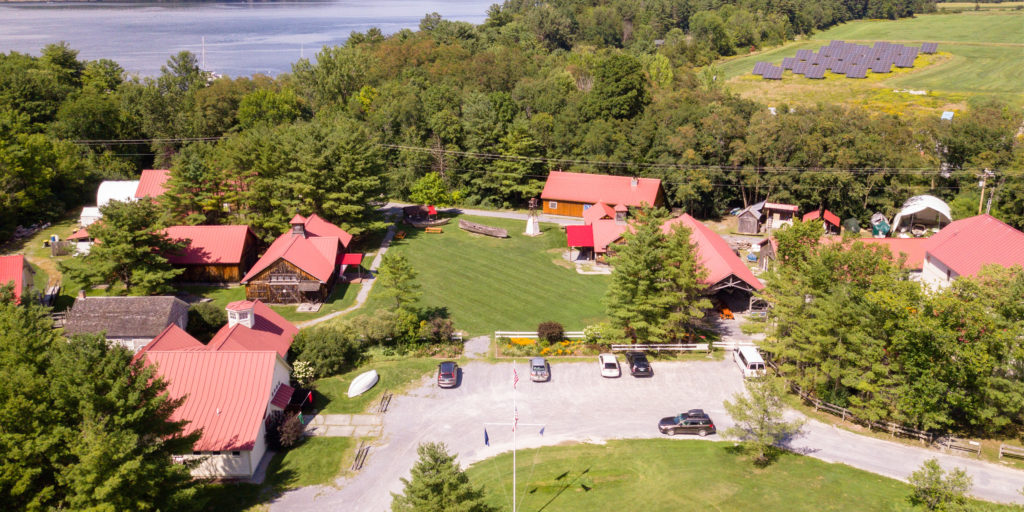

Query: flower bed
[497,337,595,357]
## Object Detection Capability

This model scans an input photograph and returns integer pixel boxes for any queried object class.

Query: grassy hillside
[715,12,1024,114]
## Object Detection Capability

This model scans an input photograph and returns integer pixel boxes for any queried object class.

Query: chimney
[226,301,255,329]
[77,289,86,299]
[630,177,638,189]
[289,214,307,238]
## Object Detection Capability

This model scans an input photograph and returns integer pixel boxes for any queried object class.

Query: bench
[394,230,406,240]
[999,444,1024,460]
[425,227,443,234]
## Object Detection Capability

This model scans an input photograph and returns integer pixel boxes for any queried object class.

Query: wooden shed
[164,225,259,283]
[735,201,764,234]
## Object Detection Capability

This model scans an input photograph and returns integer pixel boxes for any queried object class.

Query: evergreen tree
[59,199,185,294]
[662,222,712,341]
[723,375,804,464]
[377,253,421,311]
[0,302,200,511]
[604,207,674,343]
[391,442,494,512]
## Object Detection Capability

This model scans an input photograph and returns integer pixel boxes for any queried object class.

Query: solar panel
[781,57,797,70]
[921,42,938,54]
[763,66,784,80]
[846,67,867,79]
[805,66,826,79]
[795,49,813,60]
[832,61,849,74]
[895,54,914,68]
[753,62,767,75]
[871,62,892,73]
[792,61,809,74]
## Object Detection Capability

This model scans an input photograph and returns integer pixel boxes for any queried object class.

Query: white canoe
[347,370,379,398]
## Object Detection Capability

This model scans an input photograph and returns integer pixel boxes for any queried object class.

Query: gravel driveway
[270,358,1024,511]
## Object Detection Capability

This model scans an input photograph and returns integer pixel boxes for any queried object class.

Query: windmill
[524,197,541,236]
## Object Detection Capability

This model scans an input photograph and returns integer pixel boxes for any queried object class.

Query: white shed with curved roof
[96,180,140,207]
[891,195,952,236]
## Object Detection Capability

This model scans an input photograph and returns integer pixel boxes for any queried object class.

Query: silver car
[530,357,550,382]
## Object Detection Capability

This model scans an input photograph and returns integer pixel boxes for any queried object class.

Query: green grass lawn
[314,357,438,414]
[352,215,610,336]
[714,11,1024,113]
[178,282,359,324]
[198,437,355,512]
[465,439,1012,512]
[938,1,1024,10]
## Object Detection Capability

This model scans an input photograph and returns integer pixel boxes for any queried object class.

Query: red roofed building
[241,214,352,303]
[135,169,171,199]
[856,238,928,273]
[660,214,764,296]
[163,225,259,282]
[0,254,34,304]
[921,214,1024,288]
[541,171,663,217]
[763,202,798,232]
[803,209,841,235]
[137,300,297,359]
[144,350,292,478]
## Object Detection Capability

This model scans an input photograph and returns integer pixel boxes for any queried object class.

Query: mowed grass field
[465,440,1015,512]
[353,215,610,336]
[938,2,1024,10]
[716,12,1024,113]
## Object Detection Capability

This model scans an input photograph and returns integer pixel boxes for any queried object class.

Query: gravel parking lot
[271,357,745,511]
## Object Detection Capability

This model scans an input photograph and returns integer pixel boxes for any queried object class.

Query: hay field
[715,12,1024,114]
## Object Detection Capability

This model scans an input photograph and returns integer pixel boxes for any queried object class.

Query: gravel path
[462,335,490,359]
[269,359,1024,511]
[380,202,584,227]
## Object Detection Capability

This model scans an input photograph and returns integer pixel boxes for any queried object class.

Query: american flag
[513,368,519,389]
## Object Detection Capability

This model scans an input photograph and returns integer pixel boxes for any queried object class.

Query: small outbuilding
[762,202,798,232]
[0,254,35,304]
[62,296,190,352]
[736,201,765,234]
[891,195,952,237]
[802,209,841,235]
[163,225,259,283]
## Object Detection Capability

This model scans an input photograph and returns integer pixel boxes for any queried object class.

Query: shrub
[537,321,564,343]
[291,360,316,387]
[418,316,454,343]
[279,414,305,448]
[186,302,226,343]
[292,325,365,377]
[583,322,618,346]
[265,410,285,451]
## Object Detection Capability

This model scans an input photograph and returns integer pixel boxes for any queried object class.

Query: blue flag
[539,426,545,436]
[484,428,490,446]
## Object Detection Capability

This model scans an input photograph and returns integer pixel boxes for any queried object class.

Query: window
[548,201,557,209]
[192,451,201,456]
[232,451,241,456]
[211,451,220,455]
[583,204,591,211]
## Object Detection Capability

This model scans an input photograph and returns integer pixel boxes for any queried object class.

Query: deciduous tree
[723,375,804,464]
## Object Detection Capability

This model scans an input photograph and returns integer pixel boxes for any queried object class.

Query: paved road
[270,359,1024,511]
[380,202,584,227]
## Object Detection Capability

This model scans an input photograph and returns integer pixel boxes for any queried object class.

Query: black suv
[658,410,716,437]
[625,352,653,377]
[437,361,459,388]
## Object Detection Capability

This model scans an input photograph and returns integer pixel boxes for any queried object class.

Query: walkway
[298,225,396,329]
[304,414,383,438]
[380,202,584,227]
[462,335,490,359]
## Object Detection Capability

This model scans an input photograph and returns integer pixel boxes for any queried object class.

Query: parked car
[658,410,716,437]
[530,357,550,382]
[733,346,767,378]
[598,353,620,378]
[437,361,459,388]
[624,352,653,377]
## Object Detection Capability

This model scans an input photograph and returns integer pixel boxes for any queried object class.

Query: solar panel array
[754,40,938,81]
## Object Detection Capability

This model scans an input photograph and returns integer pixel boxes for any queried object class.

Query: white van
[733,346,766,378]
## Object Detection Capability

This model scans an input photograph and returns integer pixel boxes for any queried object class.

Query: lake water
[0,1,491,77]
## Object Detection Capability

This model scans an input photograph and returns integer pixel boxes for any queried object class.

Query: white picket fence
[494,331,586,339]
[610,343,708,352]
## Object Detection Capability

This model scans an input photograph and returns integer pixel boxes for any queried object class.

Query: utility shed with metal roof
[63,296,189,352]
[0,254,34,304]
[163,225,259,282]
[541,171,664,217]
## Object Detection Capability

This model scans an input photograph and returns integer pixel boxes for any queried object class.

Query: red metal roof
[592,219,630,254]
[660,214,764,290]
[583,202,615,225]
[207,300,297,358]
[289,214,307,224]
[925,214,1024,277]
[270,383,295,409]
[764,202,798,212]
[566,225,594,247]
[143,350,281,451]
[303,214,352,248]
[226,300,256,311]
[163,225,254,265]
[68,227,91,240]
[138,324,206,357]
[0,254,29,303]
[241,232,338,283]
[541,171,661,208]
[853,238,929,269]
[802,209,840,226]
[135,169,171,199]
[341,253,364,265]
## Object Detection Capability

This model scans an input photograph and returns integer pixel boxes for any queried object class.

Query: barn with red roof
[0,254,34,304]
[541,171,663,218]
[921,214,1024,288]
[241,214,352,303]
[135,169,171,199]
[163,225,259,282]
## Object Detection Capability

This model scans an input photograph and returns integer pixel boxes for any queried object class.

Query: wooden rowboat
[347,370,379,398]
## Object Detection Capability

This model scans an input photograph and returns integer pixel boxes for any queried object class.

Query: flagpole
[513,358,517,512]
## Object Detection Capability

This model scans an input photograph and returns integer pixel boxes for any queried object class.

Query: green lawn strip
[176,282,359,324]
[197,437,355,512]
[314,358,438,414]
[353,215,610,337]
[813,12,1024,45]
[465,439,1011,511]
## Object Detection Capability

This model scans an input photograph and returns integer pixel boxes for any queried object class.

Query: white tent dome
[890,195,953,235]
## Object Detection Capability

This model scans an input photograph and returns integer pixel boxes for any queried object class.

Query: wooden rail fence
[999,444,1024,460]
[936,436,982,458]
[376,391,393,414]
[350,441,370,471]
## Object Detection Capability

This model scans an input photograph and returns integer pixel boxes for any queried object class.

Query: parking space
[271,358,745,511]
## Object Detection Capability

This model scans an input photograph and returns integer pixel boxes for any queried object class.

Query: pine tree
[59,199,185,294]
[603,207,674,343]
[391,442,494,512]
[377,253,421,311]
[723,375,804,464]
[662,222,712,342]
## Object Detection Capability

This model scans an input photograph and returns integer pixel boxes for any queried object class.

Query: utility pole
[978,169,993,215]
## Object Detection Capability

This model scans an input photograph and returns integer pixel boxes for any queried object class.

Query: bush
[292,325,365,377]
[908,458,972,511]
[279,414,305,448]
[583,322,618,346]
[291,360,316,387]
[537,321,564,343]
[265,410,285,451]
[418,316,454,343]
[187,302,226,343]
